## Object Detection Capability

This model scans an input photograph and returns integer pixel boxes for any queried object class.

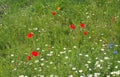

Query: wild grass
[0,0,120,77]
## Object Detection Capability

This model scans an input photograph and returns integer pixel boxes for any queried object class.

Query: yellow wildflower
[57,6,61,10]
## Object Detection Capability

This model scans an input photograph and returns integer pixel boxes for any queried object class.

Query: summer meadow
[0,0,120,77]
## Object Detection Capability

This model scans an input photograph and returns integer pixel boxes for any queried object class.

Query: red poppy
[27,32,34,38]
[52,11,56,15]
[80,23,86,28]
[83,31,88,35]
[27,56,31,60]
[31,51,40,57]
[69,24,76,30]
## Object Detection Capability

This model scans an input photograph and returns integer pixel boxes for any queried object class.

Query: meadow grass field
[0,0,120,77]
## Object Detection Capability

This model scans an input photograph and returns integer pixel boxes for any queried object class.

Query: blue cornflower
[109,44,114,48]
[113,51,118,55]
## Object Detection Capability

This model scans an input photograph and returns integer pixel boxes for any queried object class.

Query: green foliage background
[0,0,120,77]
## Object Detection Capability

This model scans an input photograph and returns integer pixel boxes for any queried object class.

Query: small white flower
[41,58,44,61]
[101,48,104,51]
[65,56,69,59]
[94,73,101,76]
[50,61,53,64]
[89,68,92,71]
[33,27,38,31]
[117,61,120,63]
[95,61,99,65]
[47,54,52,56]
[45,44,48,46]
[89,36,91,39]
[79,70,83,73]
[85,64,89,68]
[95,57,98,60]
[91,48,94,50]
[92,13,95,15]
[68,75,73,77]
[35,60,39,63]
[102,44,105,47]
[85,55,89,57]
[87,61,91,63]
[19,75,24,77]
[11,54,14,57]
[50,51,53,54]
[86,12,88,15]
[79,53,83,56]
[106,75,110,77]
[63,47,66,50]
[42,29,45,31]
[115,66,118,69]
[13,68,17,71]
[34,68,37,70]
[68,50,72,52]
[36,48,40,50]
[57,54,60,56]
[75,70,78,73]
[104,53,106,55]
[11,60,14,63]
[87,74,93,77]
[115,45,118,47]
[97,64,101,68]
[100,59,104,62]
[87,16,90,19]
[104,57,109,60]
[73,46,77,49]
[60,51,63,54]
[41,63,44,66]
[50,75,54,77]
[99,39,102,42]
[42,50,45,52]
[72,67,76,70]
